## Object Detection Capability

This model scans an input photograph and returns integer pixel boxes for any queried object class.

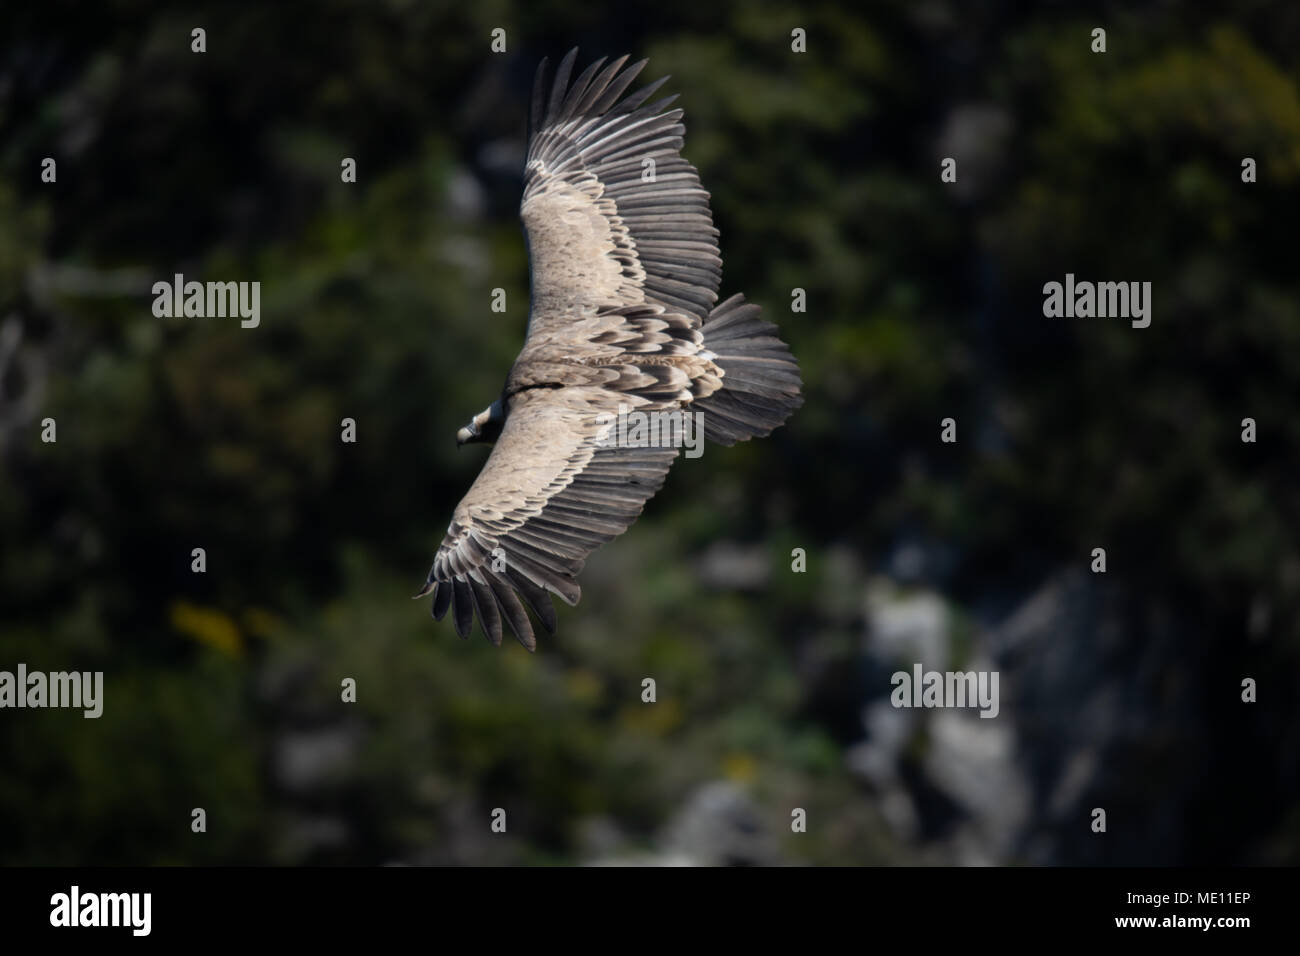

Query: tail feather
[695,294,803,445]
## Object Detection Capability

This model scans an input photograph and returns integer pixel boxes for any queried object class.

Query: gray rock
[658,781,782,866]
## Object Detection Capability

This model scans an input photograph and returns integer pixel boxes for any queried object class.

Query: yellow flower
[170,601,243,657]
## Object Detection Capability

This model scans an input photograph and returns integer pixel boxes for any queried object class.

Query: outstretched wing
[420,53,729,649]
[521,49,722,328]
[418,384,679,651]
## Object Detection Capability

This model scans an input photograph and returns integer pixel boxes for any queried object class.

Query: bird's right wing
[520,49,723,334]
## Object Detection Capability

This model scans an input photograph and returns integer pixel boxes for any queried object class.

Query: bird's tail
[695,294,803,445]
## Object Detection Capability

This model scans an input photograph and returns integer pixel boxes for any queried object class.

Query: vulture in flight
[417,50,803,649]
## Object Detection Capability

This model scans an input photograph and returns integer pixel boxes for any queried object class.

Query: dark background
[1,0,1297,865]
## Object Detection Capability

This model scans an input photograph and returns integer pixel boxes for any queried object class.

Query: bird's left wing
[417,382,679,651]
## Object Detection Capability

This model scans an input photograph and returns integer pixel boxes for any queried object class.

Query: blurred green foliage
[1,0,1297,864]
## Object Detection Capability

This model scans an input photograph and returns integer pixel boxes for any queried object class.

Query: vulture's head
[456,398,505,446]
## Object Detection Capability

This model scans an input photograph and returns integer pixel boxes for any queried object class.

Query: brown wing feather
[521,50,722,332]
[418,384,679,650]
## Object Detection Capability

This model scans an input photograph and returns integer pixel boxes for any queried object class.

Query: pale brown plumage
[419,50,803,650]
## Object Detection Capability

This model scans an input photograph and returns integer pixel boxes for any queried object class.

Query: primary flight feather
[418,50,803,650]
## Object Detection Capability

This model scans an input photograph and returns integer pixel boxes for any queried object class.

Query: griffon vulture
[418,50,802,649]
